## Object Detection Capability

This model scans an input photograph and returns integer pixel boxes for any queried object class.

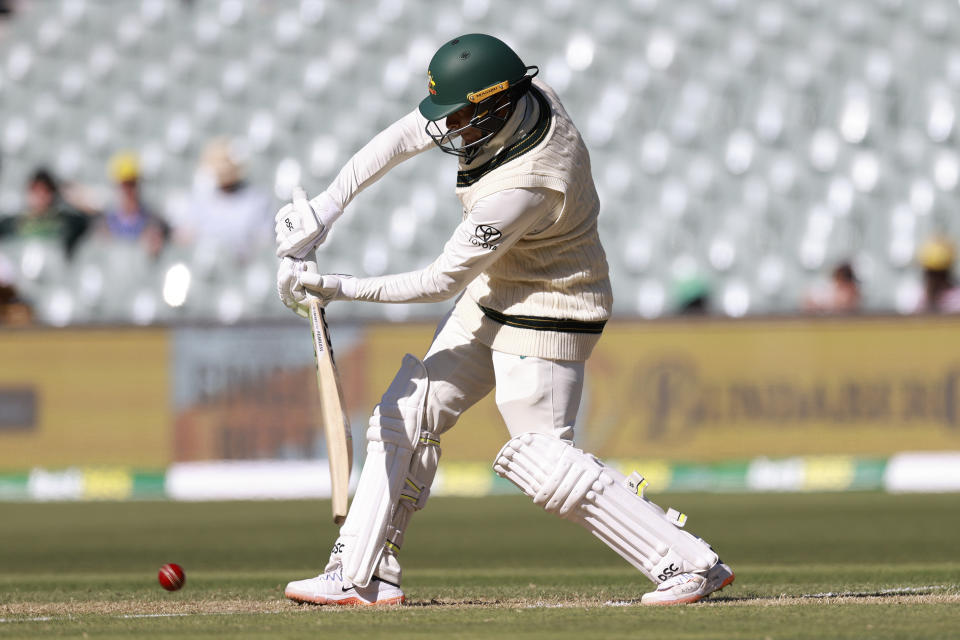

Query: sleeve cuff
[309,190,345,227]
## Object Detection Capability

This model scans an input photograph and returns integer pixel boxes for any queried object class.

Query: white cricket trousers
[413,308,584,441]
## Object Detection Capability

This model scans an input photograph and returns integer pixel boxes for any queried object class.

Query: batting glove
[296,263,357,306]
[276,256,309,317]
[274,187,344,259]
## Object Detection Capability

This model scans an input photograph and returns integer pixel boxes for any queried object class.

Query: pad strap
[378,431,441,585]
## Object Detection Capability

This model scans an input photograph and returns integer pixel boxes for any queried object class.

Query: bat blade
[308,298,353,525]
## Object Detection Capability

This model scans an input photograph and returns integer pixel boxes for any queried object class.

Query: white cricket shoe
[285,568,405,606]
[640,562,735,605]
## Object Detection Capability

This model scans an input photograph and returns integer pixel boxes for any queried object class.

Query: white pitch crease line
[0,617,55,623]
[0,611,290,624]
[117,612,287,619]
[801,585,953,599]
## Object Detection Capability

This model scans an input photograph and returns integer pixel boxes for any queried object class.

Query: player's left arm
[293,187,562,305]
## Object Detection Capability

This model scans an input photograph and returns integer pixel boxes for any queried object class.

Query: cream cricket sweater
[450,80,613,361]
[321,80,612,361]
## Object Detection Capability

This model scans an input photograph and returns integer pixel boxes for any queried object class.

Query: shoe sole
[286,592,405,607]
[642,572,736,606]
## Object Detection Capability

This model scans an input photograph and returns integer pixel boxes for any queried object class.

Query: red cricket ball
[158,563,186,591]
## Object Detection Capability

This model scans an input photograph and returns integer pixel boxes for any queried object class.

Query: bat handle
[308,297,325,327]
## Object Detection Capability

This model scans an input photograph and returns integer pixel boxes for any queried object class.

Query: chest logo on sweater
[473,225,502,250]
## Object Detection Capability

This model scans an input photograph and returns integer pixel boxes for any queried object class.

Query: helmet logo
[467,80,509,104]
[428,70,437,95]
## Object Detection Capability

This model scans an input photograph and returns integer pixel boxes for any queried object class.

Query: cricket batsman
[275,34,734,606]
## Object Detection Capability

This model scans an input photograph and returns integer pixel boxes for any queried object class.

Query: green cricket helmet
[419,34,538,163]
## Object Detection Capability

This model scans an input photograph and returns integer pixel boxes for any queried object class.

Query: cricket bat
[308,297,353,525]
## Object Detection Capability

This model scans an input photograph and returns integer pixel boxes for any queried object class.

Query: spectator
[804,262,861,313]
[97,151,169,259]
[0,168,92,258]
[174,138,271,258]
[916,237,960,313]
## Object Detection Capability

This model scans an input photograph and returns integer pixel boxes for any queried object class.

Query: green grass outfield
[1,493,958,639]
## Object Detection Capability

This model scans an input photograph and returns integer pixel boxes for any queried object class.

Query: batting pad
[339,354,429,588]
[494,432,717,583]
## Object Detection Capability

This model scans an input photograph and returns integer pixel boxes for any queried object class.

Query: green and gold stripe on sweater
[478,305,606,334]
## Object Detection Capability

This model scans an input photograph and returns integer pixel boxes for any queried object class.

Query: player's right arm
[280,187,562,311]
[276,109,434,258]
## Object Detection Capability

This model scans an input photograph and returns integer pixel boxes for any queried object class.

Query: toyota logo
[474,225,502,244]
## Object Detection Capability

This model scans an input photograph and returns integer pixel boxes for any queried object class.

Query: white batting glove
[274,187,344,259]
[294,262,357,306]
[276,256,309,317]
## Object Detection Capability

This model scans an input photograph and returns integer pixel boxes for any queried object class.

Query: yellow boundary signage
[0,329,171,469]
[2,316,958,469]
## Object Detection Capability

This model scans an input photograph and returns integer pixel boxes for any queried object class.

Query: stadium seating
[1,0,959,325]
